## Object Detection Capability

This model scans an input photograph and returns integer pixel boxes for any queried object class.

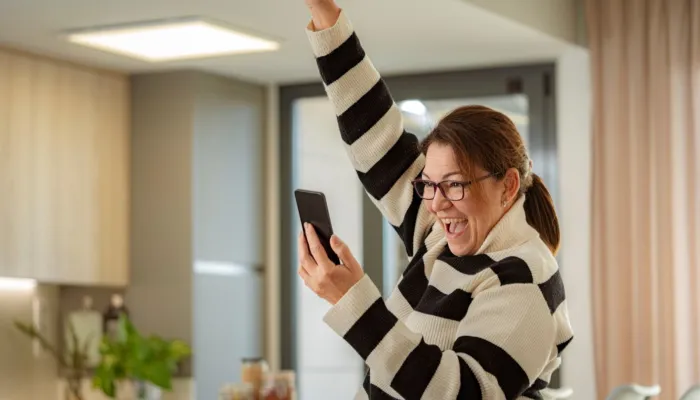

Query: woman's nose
[430,189,451,212]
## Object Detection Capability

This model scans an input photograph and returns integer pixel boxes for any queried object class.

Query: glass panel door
[289,96,365,400]
[399,94,530,143]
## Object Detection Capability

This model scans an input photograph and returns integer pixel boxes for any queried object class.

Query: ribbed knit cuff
[305,10,354,58]
[323,274,382,336]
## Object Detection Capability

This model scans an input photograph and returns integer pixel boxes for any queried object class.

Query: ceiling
[0,0,574,84]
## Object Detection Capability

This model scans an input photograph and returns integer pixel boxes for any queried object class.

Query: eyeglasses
[412,173,500,201]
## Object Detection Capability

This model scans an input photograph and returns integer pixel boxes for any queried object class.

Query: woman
[297,1,574,399]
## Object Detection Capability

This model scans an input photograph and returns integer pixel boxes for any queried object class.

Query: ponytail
[523,173,560,255]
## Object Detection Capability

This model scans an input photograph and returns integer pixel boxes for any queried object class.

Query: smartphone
[294,189,340,265]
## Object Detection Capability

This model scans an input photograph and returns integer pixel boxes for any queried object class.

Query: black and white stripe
[308,11,574,400]
[310,20,432,258]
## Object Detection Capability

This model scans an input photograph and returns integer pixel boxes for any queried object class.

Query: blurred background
[0,0,697,399]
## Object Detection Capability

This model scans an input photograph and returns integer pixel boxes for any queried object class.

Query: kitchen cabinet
[0,49,129,285]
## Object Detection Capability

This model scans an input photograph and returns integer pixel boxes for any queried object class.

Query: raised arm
[305,1,434,257]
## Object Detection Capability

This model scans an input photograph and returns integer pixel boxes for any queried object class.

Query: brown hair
[421,105,560,255]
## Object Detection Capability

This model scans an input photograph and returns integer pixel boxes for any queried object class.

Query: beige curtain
[587,0,700,398]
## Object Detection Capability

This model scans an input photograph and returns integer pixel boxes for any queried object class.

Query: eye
[448,182,463,188]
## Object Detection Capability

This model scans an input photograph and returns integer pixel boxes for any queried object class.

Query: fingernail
[331,235,340,245]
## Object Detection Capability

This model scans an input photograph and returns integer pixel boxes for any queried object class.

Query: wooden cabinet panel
[0,52,8,277]
[0,49,129,286]
[32,57,60,282]
[94,74,130,286]
[0,52,36,279]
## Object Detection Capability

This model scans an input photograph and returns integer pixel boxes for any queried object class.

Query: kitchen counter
[57,378,194,400]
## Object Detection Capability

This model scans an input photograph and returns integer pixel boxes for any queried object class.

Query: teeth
[442,218,467,234]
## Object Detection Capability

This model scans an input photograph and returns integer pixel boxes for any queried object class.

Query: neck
[475,195,537,254]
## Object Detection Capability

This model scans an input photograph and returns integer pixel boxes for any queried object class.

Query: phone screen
[294,189,340,265]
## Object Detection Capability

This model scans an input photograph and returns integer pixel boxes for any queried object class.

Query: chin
[447,241,474,256]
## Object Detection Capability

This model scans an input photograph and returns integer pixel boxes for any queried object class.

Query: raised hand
[304,0,341,30]
[304,0,330,9]
[297,223,364,305]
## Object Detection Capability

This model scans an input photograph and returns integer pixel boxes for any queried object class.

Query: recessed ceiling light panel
[65,17,280,62]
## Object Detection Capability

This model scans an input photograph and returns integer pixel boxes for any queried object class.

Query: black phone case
[294,189,341,265]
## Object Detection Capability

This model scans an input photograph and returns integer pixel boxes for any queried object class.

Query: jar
[219,383,254,400]
[241,358,269,400]
[260,371,296,400]
[279,370,296,400]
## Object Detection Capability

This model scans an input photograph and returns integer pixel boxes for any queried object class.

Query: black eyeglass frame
[411,172,502,201]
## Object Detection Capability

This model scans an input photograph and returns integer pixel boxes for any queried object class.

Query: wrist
[331,272,364,305]
[309,2,341,30]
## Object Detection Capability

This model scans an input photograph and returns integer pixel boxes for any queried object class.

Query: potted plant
[92,314,191,400]
[13,320,90,400]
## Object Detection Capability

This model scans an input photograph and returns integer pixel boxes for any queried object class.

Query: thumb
[331,235,359,268]
[330,234,346,255]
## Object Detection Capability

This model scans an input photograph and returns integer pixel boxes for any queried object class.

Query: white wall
[556,47,596,399]
[462,0,582,45]
[191,72,266,400]
[292,96,365,399]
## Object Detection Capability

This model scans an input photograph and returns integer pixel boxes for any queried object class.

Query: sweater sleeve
[305,11,434,257]
[323,274,557,400]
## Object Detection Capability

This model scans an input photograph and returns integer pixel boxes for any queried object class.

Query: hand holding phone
[295,189,365,305]
[294,189,340,265]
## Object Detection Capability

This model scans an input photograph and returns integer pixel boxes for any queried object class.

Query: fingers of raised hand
[298,258,336,298]
[297,231,317,269]
[298,263,313,288]
[304,223,331,265]
[330,235,363,274]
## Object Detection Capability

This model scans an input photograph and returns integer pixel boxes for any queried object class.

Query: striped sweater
[306,11,574,400]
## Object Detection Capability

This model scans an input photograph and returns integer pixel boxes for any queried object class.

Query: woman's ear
[502,168,521,203]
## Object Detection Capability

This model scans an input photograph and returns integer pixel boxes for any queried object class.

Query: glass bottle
[260,371,295,400]
[219,383,254,400]
[241,358,268,400]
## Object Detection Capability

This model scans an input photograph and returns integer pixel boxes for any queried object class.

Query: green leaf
[144,363,173,389]
[169,340,191,359]
[93,314,191,395]
[93,366,117,398]
[102,379,116,398]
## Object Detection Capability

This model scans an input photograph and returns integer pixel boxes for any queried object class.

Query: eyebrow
[422,171,463,180]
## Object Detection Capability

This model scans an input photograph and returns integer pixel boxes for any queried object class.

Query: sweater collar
[474,195,539,255]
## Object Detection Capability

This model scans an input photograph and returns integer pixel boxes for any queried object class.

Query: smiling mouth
[442,218,468,235]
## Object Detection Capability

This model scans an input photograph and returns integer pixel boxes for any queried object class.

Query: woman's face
[422,143,518,256]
